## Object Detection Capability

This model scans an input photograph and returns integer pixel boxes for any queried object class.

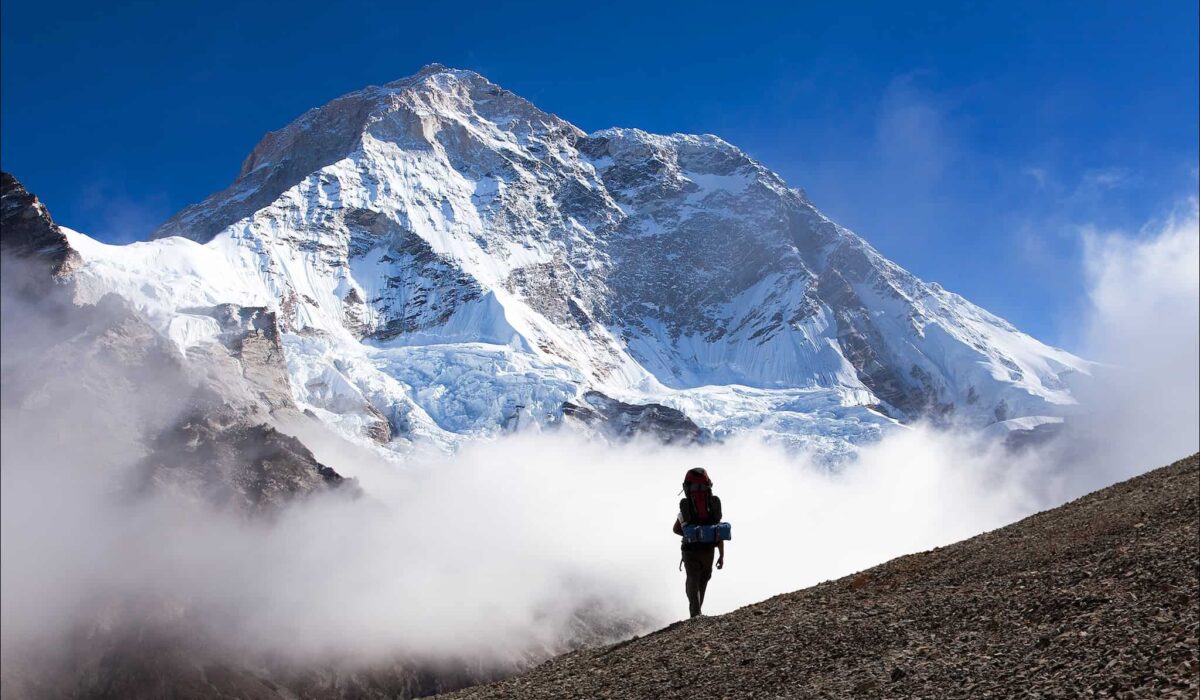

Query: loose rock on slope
[441,454,1200,699]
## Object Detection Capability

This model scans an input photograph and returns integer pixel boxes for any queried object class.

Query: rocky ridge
[442,454,1200,699]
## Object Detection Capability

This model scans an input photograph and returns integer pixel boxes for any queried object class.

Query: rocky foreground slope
[442,454,1200,699]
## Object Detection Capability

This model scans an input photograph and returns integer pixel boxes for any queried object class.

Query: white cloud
[1068,197,1200,482]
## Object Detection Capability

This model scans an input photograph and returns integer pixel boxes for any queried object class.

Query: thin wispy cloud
[1079,166,1131,191]
[875,73,956,187]
[1023,166,1050,189]
[75,180,172,243]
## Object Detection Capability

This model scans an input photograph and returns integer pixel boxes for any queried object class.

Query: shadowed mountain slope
[442,454,1200,699]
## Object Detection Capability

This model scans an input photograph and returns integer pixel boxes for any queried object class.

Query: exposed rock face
[0,171,82,279]
[138,397,351,514]
[563,391,710,445]
[441,454,1200,700]
[179,303,296,410]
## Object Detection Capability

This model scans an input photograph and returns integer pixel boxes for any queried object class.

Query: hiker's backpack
[681,491,721,525]
[679,491,732,543]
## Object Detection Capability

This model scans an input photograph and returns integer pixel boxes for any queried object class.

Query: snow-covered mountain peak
[156,64,583,245]
[380,63,580,137]
[389,61,464,83]
[66,67,1090,456]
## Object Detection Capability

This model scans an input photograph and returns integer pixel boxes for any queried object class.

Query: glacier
[58,64,1090,458]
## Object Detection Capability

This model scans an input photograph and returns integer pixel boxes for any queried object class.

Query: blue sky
[2,0,1196,348]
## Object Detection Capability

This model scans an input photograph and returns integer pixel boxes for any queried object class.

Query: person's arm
[672,518,683,535]
[716,540,725,569]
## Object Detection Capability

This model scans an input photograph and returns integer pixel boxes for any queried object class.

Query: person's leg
[696,547,715,611]
[682,551,703,617]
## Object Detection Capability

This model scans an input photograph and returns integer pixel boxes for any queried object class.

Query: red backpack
[682,468,720,525]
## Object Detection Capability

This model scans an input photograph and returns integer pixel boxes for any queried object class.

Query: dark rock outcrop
[137,392,354,514]
[562,391,710,445]
[0,171,82,278]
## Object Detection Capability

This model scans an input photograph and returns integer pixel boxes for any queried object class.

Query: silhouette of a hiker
[672,467,724,617]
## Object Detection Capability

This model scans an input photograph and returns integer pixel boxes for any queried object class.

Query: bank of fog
[0,404,1064,667]
[1,199,1196,668]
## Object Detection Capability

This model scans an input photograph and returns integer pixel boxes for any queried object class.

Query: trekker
[672,467,725,618]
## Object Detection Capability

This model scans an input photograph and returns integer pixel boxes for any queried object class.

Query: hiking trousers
[682,547,715,617]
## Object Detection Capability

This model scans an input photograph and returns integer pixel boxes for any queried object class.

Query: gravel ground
[441,454,1200,699]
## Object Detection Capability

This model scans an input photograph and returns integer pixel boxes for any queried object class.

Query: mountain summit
[59,65,1087,454]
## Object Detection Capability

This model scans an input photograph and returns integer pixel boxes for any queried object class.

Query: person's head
[683,467,712,493]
